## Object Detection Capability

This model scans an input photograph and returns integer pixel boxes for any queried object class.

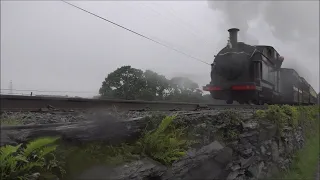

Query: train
[203,28,318,105]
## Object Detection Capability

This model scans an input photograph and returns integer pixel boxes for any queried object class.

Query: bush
[254,105,319,136]
[0,118,22,126]
[136,115,191,165]
[0,137,65,180]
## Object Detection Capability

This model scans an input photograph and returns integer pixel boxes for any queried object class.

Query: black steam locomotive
[203,28,318,105]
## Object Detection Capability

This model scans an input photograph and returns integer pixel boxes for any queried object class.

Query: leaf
[23,137,59,158]
[39,145,58,158]
[0,144,22,161]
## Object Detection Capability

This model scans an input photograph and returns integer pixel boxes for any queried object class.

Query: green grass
[274,105,319,180]
[277,131,319,180]
[0,118,22,125]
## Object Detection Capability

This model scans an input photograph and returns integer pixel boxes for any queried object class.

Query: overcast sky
[1,1,319,97]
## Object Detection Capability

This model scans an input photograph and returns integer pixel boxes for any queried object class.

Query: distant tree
[166,77,203,102]
[139,70,170,101]
[99,66,146,100]
[99,66,212,103]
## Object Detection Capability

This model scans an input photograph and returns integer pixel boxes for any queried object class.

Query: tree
[166,77,203,102]
[99,66,146,100]
[142,70,170,100]
[98,66,211,103]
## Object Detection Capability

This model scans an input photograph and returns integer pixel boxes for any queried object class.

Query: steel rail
[0,95,267,112]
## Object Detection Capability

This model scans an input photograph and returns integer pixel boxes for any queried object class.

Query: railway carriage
[203,28,317,105]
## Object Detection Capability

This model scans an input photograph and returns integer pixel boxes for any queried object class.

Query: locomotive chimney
[228,28,239,48]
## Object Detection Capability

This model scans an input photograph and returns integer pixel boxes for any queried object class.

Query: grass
[0,118,22,126]
[276,130,319,179]
[0,115,191,179]
[269,105,319,180]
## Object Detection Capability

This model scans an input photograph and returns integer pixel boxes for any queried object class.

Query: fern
[0,144,22,162]
[137,115,191,165]
[23,136,59,157]
[0,136,64,180]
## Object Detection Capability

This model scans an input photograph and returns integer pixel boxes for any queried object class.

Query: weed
[274,107,319,180]
[136,115,191,165]
[0,118,22,126]
[0,136,64,180]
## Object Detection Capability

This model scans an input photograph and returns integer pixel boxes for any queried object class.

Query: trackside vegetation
[255,105,319,179]
[0,115,192,179]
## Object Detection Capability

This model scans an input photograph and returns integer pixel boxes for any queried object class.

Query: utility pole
[9,80,13,95]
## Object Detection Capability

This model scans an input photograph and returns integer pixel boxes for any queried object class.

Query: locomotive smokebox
[228,28,240,49]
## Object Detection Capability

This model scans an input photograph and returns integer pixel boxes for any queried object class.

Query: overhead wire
[60,0,210,65]
[137,3,213,46]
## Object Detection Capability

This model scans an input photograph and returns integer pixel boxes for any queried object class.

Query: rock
[240,156,257,169]
[260,146,266,155]
[239,131,258,138]
[197,141,224,154]
[1,115,151,146]
[248,161,264,178]
[241,121,258,130]
[77,158,167,180]
[214,147,233,165]
[162,141,231,180]
[236,175,246,180]
[226,170,240,180]
[238,143,253,158]
[259,123,277,141]
[271,141,279,162]
[230,164,241,171]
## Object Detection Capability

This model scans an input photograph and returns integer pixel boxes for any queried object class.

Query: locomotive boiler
[203,28,318,105]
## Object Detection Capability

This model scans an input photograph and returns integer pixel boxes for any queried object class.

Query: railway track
[0,95,267,112]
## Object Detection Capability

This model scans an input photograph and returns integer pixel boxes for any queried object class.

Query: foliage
[0,118,22,126]
[136,115,191,165]
[0,137,64,180]
[274,106,319,180]
[99,65,211,102]
[214,110,243,141]
[254,105,319,135]
[61,142,138,178]
[99,66,146,100]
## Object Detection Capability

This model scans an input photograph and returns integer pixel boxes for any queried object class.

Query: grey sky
[1,1,319,97]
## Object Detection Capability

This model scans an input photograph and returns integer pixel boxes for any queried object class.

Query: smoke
[207,1,263,44]
[207,1,319,90]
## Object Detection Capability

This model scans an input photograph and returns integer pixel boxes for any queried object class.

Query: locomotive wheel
[257,100,264,105]
[238,101,245,105]
[226,100,234,104]
[245,100,255,105]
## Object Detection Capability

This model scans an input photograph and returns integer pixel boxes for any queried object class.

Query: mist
[208,1,319,90]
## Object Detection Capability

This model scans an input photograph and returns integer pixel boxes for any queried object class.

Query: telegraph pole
[9,80,13,95]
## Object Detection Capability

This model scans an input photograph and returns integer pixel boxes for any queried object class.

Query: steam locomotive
[203,28,318,105]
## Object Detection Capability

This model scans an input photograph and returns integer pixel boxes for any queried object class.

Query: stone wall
[76,108,315,180]
[1,107,317,180]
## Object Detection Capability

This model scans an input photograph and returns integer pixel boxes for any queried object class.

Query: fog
[1,1,319,97]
